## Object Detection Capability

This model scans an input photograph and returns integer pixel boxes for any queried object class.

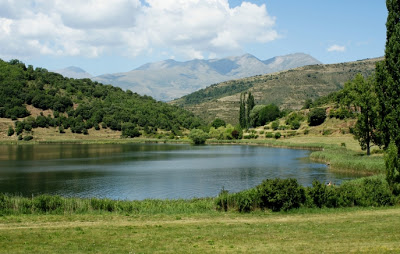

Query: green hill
[171,58,381,124]
[0,59,205,141]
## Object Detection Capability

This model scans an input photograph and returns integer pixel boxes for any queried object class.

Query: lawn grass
[0,206,399,253]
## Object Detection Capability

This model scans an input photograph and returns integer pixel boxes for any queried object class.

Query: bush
[7,126,14,136]
[258,178,306,212]
[274,132,281,139]
[271,120,279,130]
[211,118,226,128]
[121,123,141,138]
[23,135,33,141]
[307,180,339,208]
[265,132,273,138]
[290,120,301,130]
[189,129,208,145]
[308,108,326,126]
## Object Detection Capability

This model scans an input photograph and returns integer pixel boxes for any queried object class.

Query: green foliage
[302,98,313,109]
[329,107,354,119]
[216,175,395,213]
[121,123,141,138]
[265,132,273,138]
[189,129,208,145]
[342,74,379,155]
[385,141,400,194]
[7,126,14,136]
[285,112,304,130]
[271,120,279,130]
[239,92,255,128]
[0,58,205,135]
[258,178,306,212]
[274,132,281,139]
[211,118,226,128]
[251,104,280,127]
[23,135,33,141]
[308,108,326,126]
[375,1,400,150]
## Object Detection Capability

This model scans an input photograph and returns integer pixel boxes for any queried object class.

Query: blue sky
[0,0,387,76]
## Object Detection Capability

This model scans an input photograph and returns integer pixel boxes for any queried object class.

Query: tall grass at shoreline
[0,195,215,216]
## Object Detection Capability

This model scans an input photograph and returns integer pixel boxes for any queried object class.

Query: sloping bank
[207,139,385,176]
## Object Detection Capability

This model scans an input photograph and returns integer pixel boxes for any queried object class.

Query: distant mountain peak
[93,53,322,101]
[54,66,93,79]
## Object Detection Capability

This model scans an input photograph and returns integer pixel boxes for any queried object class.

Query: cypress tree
[246,92,255,127]
[376,0,400,150]
[239,93,246,128]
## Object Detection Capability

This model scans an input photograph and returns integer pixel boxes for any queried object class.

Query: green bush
[271,120,279,130]
[265,133,273,138]
[308,108,326,126]
[258,178,306,212]
[7,126,14,136]
[23,135,33,141]
[307,180,339,208]
[189,129,208,145]
[274,132,281,139]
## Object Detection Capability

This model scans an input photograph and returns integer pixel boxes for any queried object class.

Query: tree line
[0,59,206,138]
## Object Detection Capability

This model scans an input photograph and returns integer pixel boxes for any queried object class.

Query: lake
[0,143,354,200]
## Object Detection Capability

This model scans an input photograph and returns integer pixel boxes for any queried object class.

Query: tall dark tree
[246,92,255,127]
[239,93,246,128]
[376,0,400,150]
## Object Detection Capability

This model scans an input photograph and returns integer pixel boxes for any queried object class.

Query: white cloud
[327,44,346,52]
[0,0,278,60]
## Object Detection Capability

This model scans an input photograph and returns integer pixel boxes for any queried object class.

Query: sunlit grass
[1,206,399,253]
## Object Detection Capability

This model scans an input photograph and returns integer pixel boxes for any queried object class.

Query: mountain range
[54,53,321,101]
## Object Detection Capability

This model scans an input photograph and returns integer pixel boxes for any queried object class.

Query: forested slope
[0,59,204,139]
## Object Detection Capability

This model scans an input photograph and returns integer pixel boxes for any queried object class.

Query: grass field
[0,207,399,253]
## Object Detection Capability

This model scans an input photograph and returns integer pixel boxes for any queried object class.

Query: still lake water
[0,143,354,200]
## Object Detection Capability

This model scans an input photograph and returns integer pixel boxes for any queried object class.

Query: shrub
[308,108,326,126]
[23,135,33,141]
[265,133,273,138]
[274,132,281,139]
[7,126,14,136]
[189,129,208,145]
[211,118,226,128]
[290,120,301,130]
[59,125,65,133]
[122,123,141,138]
[257,178,306,212]
[271,120,279,130]
[307,180,339,208]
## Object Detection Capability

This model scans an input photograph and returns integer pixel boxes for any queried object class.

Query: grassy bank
[1,207,399,253]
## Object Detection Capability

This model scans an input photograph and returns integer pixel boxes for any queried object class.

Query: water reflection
[0,144,355,200]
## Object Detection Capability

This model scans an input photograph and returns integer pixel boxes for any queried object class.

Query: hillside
[0,59,205,141]
[93,53,321,101]
[171,58,381,124]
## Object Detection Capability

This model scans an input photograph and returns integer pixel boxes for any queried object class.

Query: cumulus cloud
[0,0,278,60]
[327,44,346,52]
